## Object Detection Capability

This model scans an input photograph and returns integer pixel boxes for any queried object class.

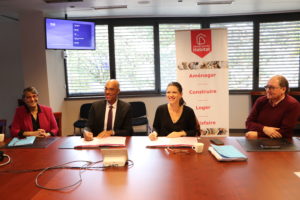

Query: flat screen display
[45,18,95,50]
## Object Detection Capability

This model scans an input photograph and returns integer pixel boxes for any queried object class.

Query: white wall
[0,17,24,134]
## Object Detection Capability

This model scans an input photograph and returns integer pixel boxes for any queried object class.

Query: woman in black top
[149,82,199,140]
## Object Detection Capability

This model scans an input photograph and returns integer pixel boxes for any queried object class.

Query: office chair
[0,119,7,134]
[129,101,149,136]
[53,112,62,136]
[73,103,92,135]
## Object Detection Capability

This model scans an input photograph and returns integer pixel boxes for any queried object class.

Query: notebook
[209,144,247,161]
[8,136,36,147]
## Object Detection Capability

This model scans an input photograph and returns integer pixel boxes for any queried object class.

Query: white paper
[75,136,126,148]
[146,137,197,147]
[294,172,300,178]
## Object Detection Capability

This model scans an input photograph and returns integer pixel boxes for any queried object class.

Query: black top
[153,104,199,136]
[18,105,55,138]
[18,105,41,138]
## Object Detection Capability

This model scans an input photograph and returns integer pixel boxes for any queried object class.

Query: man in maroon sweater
[246,75,300,139]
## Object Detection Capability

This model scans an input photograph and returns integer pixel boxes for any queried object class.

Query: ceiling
[0,0,300,20]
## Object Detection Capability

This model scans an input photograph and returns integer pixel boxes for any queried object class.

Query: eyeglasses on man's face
[264,85,281,90]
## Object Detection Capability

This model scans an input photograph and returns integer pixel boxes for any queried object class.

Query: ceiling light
[93,5,128,10]
[197,0,233,5]
[138,1,150,4]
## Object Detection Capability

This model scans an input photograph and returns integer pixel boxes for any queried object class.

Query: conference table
[0,136,300,200]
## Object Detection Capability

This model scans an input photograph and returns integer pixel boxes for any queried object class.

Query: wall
[19,11,50,105]
[45,50,67,133]
[0,17,24,134]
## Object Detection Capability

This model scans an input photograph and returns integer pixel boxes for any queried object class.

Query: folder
[8,136,36,147]
[208,144,247,161]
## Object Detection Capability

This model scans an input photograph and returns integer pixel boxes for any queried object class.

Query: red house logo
[191,30,212,58]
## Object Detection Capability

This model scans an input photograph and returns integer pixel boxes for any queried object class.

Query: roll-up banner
[176,28,229,137]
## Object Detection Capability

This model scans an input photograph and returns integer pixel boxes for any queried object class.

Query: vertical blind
[259,21,300,88]
[210,22,254,90]
[114,26,155,92]
[66,25,109,96]
[159,24,201,91]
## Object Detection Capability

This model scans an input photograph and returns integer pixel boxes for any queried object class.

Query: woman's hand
[24,129,49,137]
[148,131,158,141]
[166,131,186,138]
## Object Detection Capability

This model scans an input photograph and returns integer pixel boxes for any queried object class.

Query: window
[66,25,109,96]
[210,22,254,90]
[159,24,201,91]
[114,26,155,92]
[64,14,300,97]
[259,20,300,88]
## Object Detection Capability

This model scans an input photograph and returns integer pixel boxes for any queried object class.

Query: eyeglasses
[264,85,281,90]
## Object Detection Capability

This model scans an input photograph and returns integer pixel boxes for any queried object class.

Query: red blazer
[10,105,58,137]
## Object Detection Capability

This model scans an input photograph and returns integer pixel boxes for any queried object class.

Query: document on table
[74,136,126,148]
[146,137,197,147]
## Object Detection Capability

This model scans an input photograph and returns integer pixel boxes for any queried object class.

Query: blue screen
[45,18,95,50]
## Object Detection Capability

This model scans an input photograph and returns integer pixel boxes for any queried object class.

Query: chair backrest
[53,112,62,136]
[0,119,7,134]
[80,103,92,119]
[129,101,147,118]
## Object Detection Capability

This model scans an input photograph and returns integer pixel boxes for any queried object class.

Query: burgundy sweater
[246,95,300,138]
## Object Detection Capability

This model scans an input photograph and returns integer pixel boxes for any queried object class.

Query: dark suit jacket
[85,99,133,136]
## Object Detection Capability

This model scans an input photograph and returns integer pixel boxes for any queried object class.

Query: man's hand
[263,126,282,138]
[83,131,94,141]
[97,130,113,138]
[148,131,158,141]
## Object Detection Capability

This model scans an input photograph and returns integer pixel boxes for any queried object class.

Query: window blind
[66,25,110,96]
[159,24,201,91]
[259,21,300,88]
[114,26,155,92]
[211,22,254,90]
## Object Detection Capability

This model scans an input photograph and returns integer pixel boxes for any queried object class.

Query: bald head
[106,79,120,89]
[104,79,120,104]
[270,75,289,94]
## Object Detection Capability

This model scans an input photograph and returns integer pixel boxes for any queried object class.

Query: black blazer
[85,100,133,136]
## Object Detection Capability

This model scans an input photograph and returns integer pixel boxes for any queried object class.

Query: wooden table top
[1,136,300,200]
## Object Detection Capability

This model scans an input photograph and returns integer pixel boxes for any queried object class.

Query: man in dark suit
[84,80,133,140]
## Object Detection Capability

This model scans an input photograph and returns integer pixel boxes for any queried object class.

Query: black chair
[73,103,92,135]
[0,119,6,134]
[129,101,149,136]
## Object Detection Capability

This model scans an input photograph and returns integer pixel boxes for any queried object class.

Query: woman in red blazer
[10,87,58,137]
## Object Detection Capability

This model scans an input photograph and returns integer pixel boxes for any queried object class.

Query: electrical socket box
[102,148,128,167]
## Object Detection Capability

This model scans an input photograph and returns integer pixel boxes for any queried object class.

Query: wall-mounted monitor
[45,18,95,50]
